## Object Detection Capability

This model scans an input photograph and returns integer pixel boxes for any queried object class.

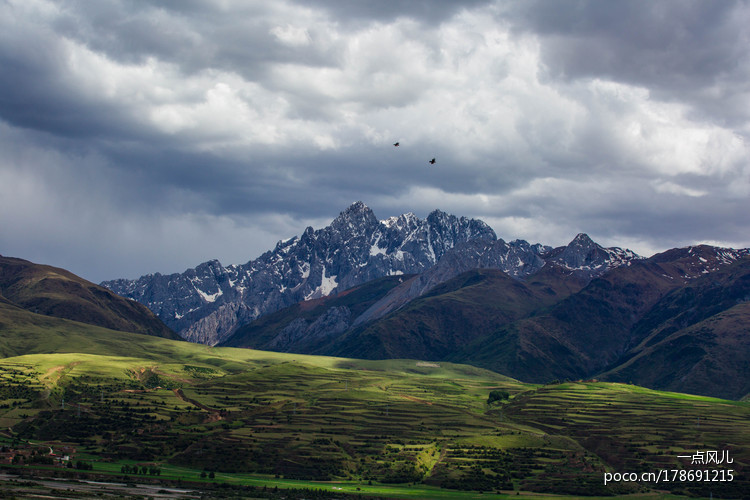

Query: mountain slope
[222,262,591,365]
[443,247,750,398]
[219,229,642,359]
[221,274,413,352]
[599,255,750,399]
[322,267,582,361]
[0,299,172,359]
[320,266,596,360]
[449,246,749,388]
[222,230,648,359]
[0,255,179,340]
[600,302,750,400]
[223,269,551,356]
[347,235,620,327]
[221,243,749,400]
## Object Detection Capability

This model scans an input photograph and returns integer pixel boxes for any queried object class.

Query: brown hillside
[0,255,180,340]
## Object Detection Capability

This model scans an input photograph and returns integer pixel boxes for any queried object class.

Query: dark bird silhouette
[429,158,436,164]
[393,142,399,147]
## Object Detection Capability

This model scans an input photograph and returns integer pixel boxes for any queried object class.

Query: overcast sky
[1,0,749,283]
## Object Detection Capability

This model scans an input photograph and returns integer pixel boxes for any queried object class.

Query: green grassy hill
[1,311,748,498]
[0,300,183,360]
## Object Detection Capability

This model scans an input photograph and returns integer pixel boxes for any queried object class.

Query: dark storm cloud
[0,0,748,283]
[0,18,135,140]
[55,0,343,82]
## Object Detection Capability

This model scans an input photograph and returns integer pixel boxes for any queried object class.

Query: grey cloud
[292,0,493,25]
[504,0,750,127]
[0,0,748,284]
[506,1,743,84]
[56,0,344,80]
[0,15,174,144]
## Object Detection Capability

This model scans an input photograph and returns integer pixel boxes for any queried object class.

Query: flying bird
[393,142,399,147]
[429,158,436,164]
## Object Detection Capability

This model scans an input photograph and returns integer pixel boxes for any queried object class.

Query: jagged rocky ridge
[102,202,643,345]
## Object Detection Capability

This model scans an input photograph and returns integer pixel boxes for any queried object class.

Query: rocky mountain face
[103,202,497,345]
[103,202,644,346]
[224,274,412,354]
[349,232,641,327]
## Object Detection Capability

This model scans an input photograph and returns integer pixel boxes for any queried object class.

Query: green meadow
[0,322,747,498]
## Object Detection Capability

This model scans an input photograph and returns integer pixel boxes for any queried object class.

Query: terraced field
[0,345,748,498]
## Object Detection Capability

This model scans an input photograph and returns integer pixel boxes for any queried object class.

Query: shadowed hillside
[0,255,179,340]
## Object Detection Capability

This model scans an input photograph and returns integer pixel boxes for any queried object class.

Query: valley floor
[0,349,747,499]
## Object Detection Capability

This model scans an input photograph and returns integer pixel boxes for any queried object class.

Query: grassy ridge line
[0,351,521,389]
[0,301,519,385]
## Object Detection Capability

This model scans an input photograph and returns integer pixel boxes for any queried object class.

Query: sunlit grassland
[0,322,748,498]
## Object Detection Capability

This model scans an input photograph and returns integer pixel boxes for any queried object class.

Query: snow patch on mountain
[196,288,222,303]
[306,269,338,300]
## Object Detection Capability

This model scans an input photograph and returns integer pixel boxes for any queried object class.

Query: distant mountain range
[95,202,750,399]
[102,202,643,345]
[3,201,749,400]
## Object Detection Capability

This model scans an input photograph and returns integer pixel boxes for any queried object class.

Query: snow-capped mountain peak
[102,203,651,346]
[102,202,500,345]
[541,233,644,277]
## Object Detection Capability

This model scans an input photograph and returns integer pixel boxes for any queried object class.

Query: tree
[487,390,510,405]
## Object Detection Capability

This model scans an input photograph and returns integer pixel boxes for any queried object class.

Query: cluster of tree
[28,454,54,465]
[0,383,39,400]
[183,365,217,379]
[15,402,167,448]
[120,464,161,475]
[487,390,510,404]
[441,466,513,492]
